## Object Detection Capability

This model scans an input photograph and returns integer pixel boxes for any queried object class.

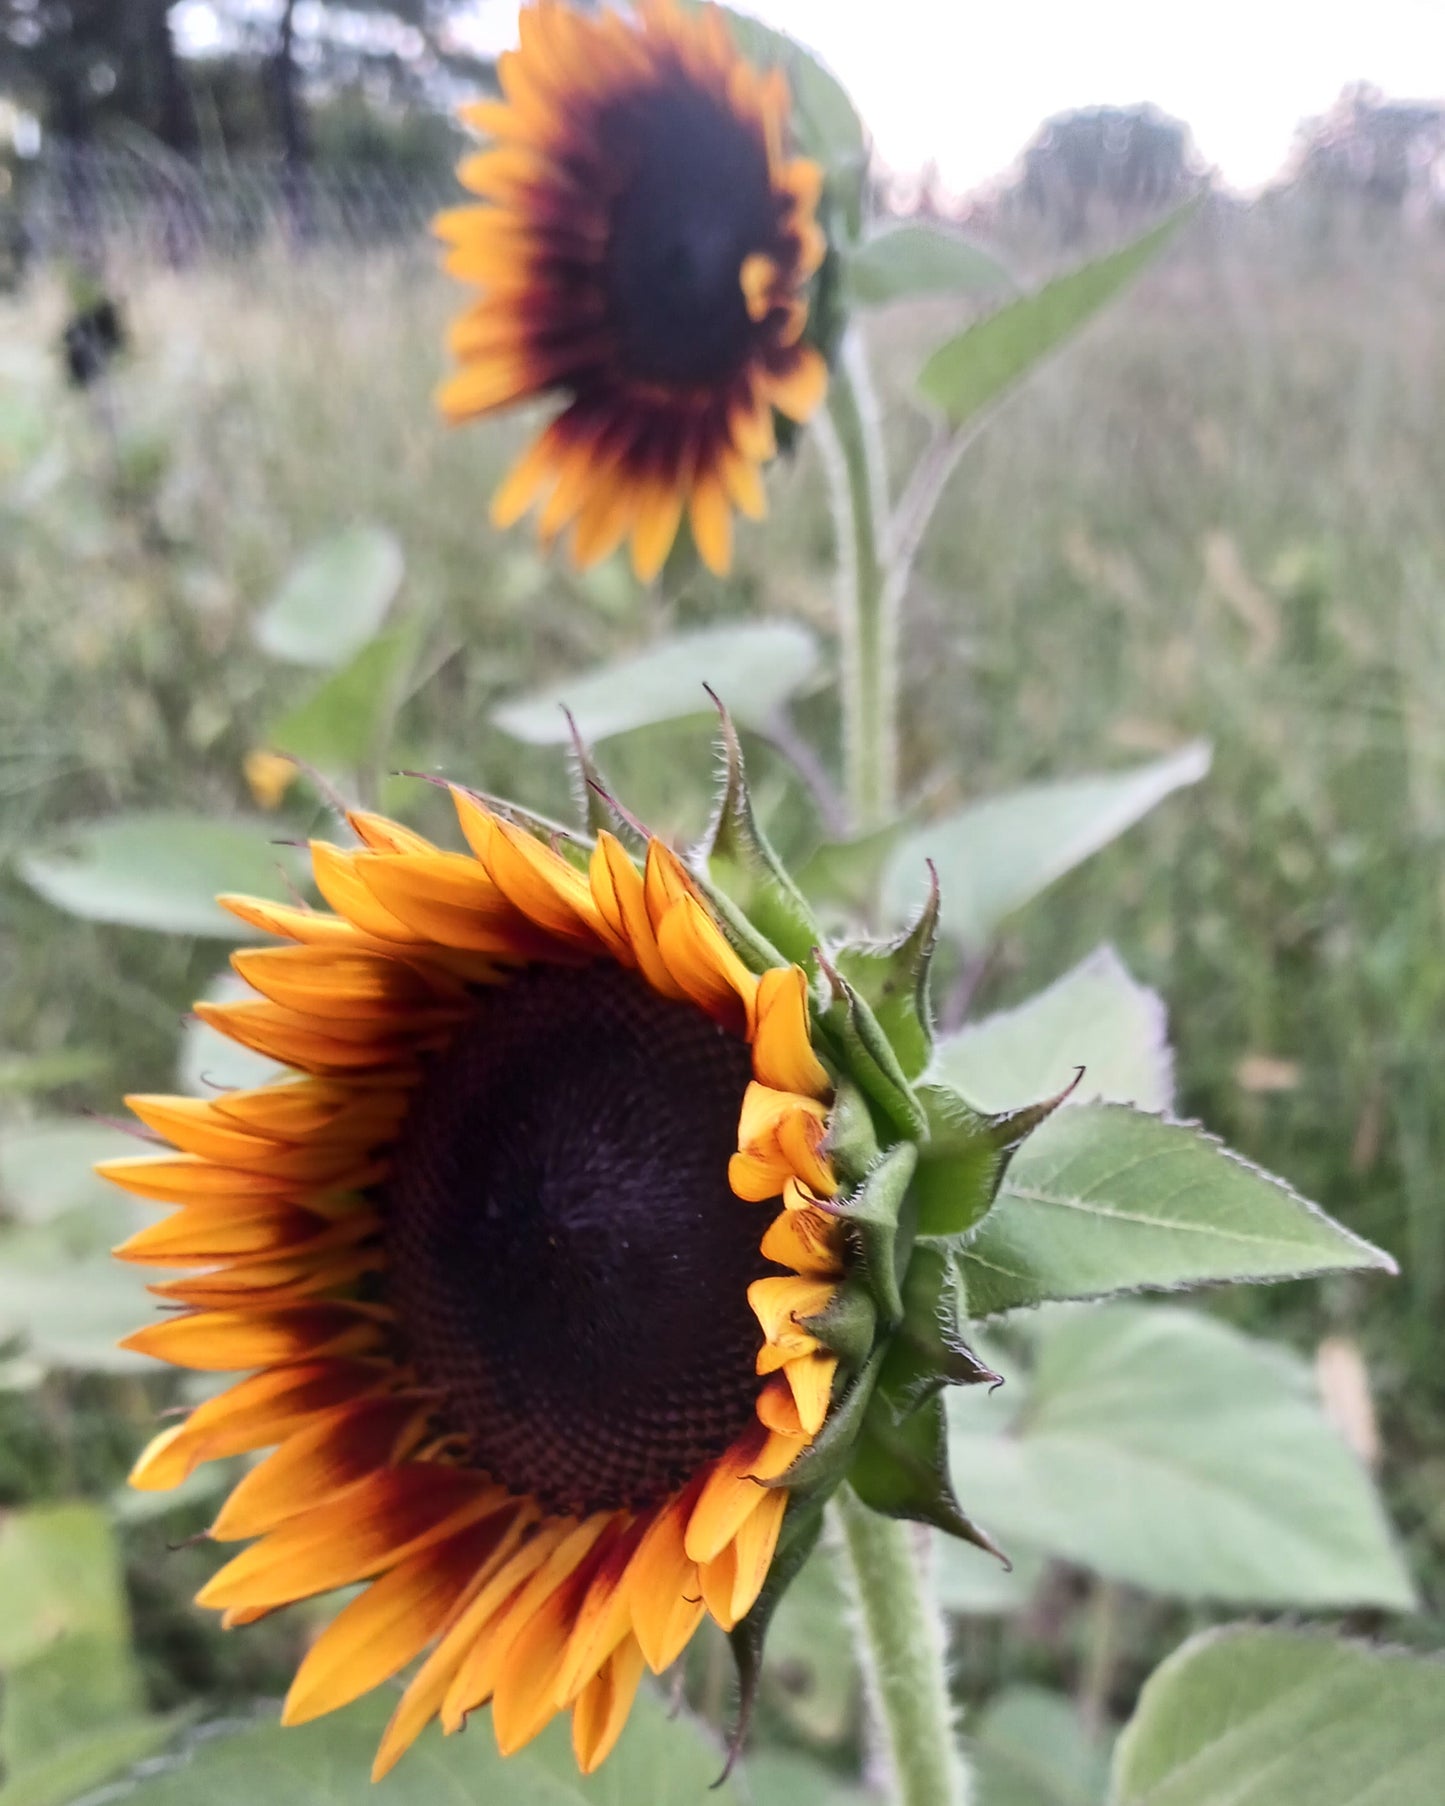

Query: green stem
[819,330,896,831]
[835,1488,971,1806]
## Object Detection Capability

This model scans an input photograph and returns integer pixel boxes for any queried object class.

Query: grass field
[3,203,1444,1754]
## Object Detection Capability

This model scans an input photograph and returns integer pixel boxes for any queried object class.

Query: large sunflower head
[107,788,854,1776]
[436,0,831,581]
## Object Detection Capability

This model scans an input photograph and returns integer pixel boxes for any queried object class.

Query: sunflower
[436,0,830,581]
[105,792,847,1777]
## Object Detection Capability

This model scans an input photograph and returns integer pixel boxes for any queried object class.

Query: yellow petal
[752,965,830,1097]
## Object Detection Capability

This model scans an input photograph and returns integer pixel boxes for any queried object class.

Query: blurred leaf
[759,1539,858,1745]
[717,11,866,193]
[744,1751,872,1805]
[266,620,424,775]
[16,813,308,939]
[115,1686,742,1805]
[851,224,1013,307]
[0,1504,131,1668]
[960,1104,1396,1316]
[0,1252,152,1373]
[933,1534,1042,1616]
[918,209,1191,428]
[1111,1627,1445,1805]
[0,1050,109,1097]
[254,525,404,668]
[882,744,1210,952]
[4,1636,143,1769]
[0,1713,184,1806]
[948,1305,1415,1608]
[972,1686,1110,1806]
[933,947,1173,1113]
[494,623,820,746]
[178,973,287,1097]
[0,1119,137,1225]
[796,822,909,919]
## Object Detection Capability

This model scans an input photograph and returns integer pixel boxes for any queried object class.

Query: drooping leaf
[851,223,1014,307]
[1111,1626,1445,1805]
[0,1251,154,1373]
[959,1103,1396,1315]
[971,1686,1111,1806]
[882,744,1210,952]
[265,620,424,776]
[254,525,404,668]
[918,208,1193,428]
[16,814,308,939]
[493,623,820,746]
[933,1535,1043,1616]
[933,946,1174,1113]
[947,1305,1415,1609]
[0,1504,131,1668]
[0,1119,138,1226]
[114,1684,743,1806]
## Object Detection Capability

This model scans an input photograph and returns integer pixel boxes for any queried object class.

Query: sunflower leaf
[917,206,1195,430]
[265,620,424,777]
[958,1104,1397,1315]
[254,525,405,669]
[699,707,821,969]
[832,869,940,1081]
[16,814,309,939]
[492,623,821,746]
[881,742,1211,952]
[1112,1626,1445,1803]
[850,223,1015,308]
[851,1390,1006,1561]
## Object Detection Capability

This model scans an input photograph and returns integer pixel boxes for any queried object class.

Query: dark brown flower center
[601,69,780,386]
[384,960,773,1517]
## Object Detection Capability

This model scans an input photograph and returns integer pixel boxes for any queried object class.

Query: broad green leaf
[265,620,425,775]
[4,1637,145,1770]
[959,1103,1395,1315]
[0,1505,131,1669]
[16,813,307,938]
[1111,1627,1445,1805]
[178,973,287,1096]
[116,1685,742,1806]
[934,947,1173,1113]
[0,1250,153,1373]
[918,209,1191,428]
[0,1714,183,1806]
[948,1305,1414,1609]
[883,744,1210,952]
[972,1686,1110,1806]
[493,623,820,746]
[254,525,404,668]
[851,224,1013,307]
[0,1119,137,1225]
[745,1752,872,1806]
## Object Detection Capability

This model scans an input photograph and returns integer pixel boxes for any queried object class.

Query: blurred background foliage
[2,2,1445,1802]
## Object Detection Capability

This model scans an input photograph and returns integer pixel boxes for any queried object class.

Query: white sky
[461,0,1445,193]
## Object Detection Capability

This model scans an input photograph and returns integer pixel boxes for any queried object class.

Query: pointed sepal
[911,1074,1079,1239]
[801,1282,878,1368]
[815,950,928,1142]
[721,1500,827,1781]
[822,1076,882,1187]
[832,863,940,1081]
[695,698,823,969]
[875,1243,1000,1420]
[764,1347,885,1499]
[562,711,645,851]
[849,1389,1008,1563]
[816,1139,918,1329]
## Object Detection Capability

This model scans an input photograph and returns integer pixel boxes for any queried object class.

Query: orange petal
[229,945,462,1021]
[587,834,685,999]
[572,1635,646,1774]
[783,1350,838,1437]
[121,1302,383,1372]
[758,1203,844,1278]
[728,1149,788,1203]
[630,481,684,584]
[284,1512,527,1726]
[196,1467,506,1611]
[552,1519,645,1707]
[654,894,758,1035]
[727,1487,788,1622]
[683,1426,802,1566]
[625,1489,707,1675]
[765,346,828,423]
[688,472,733,575]
[752,966,830,1098]
[748,1274,837,1346]
[209,1394,426,1541]
[97,1155,292,1207]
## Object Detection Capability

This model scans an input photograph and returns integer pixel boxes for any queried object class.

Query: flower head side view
[436,0,830,581]
[104,791,848,1778]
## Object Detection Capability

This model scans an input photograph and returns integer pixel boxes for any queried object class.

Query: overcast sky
[459,0,1444,193]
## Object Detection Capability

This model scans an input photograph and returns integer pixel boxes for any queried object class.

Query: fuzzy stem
[836,1489,971,1806]
[818,330,896,831]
